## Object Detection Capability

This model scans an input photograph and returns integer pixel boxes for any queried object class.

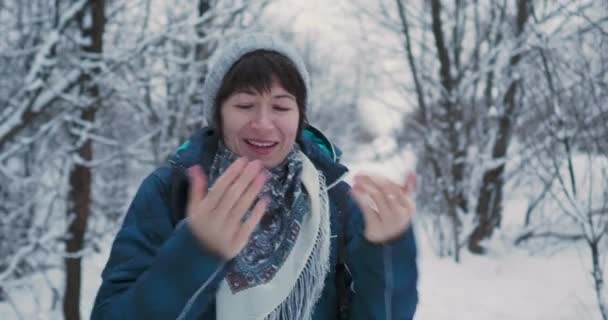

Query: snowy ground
[415,228,602,320]
[422,246,600,319]
[1,140,605,319]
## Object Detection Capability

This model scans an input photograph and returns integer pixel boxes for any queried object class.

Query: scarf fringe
[264,173,331,320]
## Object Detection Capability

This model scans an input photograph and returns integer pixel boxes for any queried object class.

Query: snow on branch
[0,225,66,283]
[22,0,87,87]
[0,0,88,147]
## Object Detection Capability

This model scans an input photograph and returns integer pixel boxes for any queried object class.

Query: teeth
[247,140,276,147]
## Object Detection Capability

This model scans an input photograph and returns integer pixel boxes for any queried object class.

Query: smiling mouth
[245,139,279,149]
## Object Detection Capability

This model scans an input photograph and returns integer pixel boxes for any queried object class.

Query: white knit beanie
[201,33,311,127]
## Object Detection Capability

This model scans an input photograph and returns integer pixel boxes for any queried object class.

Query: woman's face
[220,80,300,168]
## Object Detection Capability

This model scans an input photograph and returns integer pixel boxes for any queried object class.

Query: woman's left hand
[352,172,416,244]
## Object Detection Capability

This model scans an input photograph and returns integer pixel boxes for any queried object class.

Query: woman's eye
[235,104,253,109]
[273,106,290,112]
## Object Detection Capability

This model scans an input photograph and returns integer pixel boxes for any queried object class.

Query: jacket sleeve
[344,191,419,320]
[91,167,225,320]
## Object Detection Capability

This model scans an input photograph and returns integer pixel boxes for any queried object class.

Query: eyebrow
[234,89,257,95]
[233,90,295,101]
[273,94,296,101]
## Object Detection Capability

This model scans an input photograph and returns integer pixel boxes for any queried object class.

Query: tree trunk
[430,0,468,216]
[468,0,530,254]
[193,0,212,131]
[64,110,95,320]
[448,205,461,263]
[590,240,608,320]
[63,1,104,320]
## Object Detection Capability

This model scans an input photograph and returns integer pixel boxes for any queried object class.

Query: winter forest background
[1,0,607,319]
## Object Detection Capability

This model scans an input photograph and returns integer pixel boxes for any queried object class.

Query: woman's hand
[185,158,269,260]
[352,172,416,243]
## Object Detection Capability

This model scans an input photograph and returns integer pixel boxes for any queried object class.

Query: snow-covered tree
[350,0,606,263]
[514,13,608,318]
[0,1,270,318]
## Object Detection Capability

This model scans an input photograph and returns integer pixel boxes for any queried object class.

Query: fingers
[187,165,208,204]
[358,174,413,210]
[215,160,266,221]
[226,172,267,228]
[204,157,248,210]
[400,173,417,213]
[233,197,269,251]
[351,184,382,234]
[354,175,393,219]
[185,159,270,260]
[402,172,417,194]
[353,173,416,243]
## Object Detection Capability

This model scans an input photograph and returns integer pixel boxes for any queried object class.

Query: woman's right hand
[185,158,269,260]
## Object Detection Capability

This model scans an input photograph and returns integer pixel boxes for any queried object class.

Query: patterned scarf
[208,142,310,293]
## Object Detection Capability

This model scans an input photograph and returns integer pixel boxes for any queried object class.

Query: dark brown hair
[214,50,308,136]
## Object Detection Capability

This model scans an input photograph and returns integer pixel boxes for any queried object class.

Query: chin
[261,160,276,169]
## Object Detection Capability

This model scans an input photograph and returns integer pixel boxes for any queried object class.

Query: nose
[250,105,273,130]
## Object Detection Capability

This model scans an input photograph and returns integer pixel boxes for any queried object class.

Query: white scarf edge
[215,151,331,320]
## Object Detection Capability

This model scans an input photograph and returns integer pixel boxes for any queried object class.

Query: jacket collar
[169,126,348,188]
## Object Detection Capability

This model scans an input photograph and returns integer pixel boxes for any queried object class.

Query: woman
[92,33,418,320]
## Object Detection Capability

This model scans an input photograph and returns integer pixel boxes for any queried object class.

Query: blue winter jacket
[91,127,418,319]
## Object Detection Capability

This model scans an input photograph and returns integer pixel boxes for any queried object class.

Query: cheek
[219,108,243,141]
[282,113,300,139]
